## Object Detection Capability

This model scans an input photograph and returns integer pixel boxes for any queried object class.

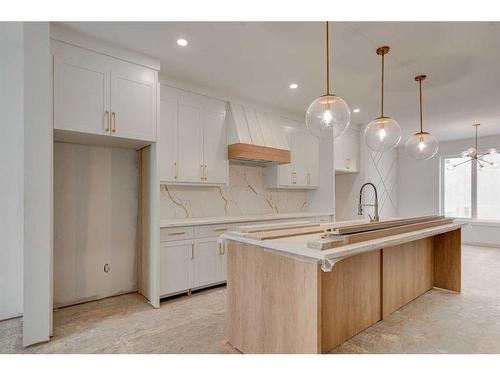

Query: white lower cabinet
[159,228,227,298]
[159,240,193,296]
[193,238,226,288]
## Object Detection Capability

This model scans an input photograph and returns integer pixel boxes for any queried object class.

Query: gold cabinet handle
[213,228,228,232]
[200,165,204,180]
[174,162,178,180]
[167,231,186,236]
[104,110,110,132]
[190,244,195,259]
[221,242,225,255]
[111,112,116,133]
[218,243,222,255]
[204,165,208,181]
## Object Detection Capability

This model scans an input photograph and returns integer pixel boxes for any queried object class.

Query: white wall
[398,134,500,247]
[335,126,398,221]
[0,23,24,320]
[23,22,52,346]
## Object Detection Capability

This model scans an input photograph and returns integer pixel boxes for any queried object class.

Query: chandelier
[447,124,498,170]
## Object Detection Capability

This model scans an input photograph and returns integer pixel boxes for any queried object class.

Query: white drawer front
[194,224,233,238]
[160,226,194,242]
[315,215,333,223]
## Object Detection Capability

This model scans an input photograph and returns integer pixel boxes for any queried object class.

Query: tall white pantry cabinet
[22,26,161,347]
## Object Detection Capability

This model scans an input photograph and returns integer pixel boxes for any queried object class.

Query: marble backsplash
[160,163,308,219]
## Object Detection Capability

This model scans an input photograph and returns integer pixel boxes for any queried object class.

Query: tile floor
[2,245,500,354]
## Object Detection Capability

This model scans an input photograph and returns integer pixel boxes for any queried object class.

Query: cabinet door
[306,132,320,187]
[277,122,295,186]
[292,129,307,186]
[177,90,204,183]
[203,98,228,184]
[193,238,224,288]
[159,240,193,296]
[53,42,110,135]
[334,129,359,173]
[159,87,179,182]
[110,60,157,142]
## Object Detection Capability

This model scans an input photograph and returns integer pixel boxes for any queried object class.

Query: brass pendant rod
[475,124,478,150]
[419,79,423,133]
[381,52,384,117]
[326,21,330,95]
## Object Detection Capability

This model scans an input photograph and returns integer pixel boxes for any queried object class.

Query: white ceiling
[59,21,500,141]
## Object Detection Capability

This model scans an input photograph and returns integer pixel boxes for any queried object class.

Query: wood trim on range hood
[228,143,291,164]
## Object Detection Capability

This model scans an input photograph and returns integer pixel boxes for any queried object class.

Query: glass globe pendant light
[306,22,350,138]
[364,46,401,152]
[405,75,439,160]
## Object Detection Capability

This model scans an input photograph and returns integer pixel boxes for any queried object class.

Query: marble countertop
[159,212,334,228]
[219,219,465,272]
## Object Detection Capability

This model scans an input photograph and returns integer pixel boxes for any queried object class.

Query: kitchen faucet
[358,182,380,222]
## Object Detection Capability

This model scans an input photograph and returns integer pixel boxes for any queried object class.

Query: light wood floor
[2,245,500,354]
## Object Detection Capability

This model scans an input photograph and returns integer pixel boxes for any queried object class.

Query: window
[442,153,500,220]
[477,152,500,220]
[443,157,471,218]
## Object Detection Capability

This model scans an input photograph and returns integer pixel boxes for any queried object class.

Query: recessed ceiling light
[289,83,298,89]
[353,108,360,113]
[177,38,188,47]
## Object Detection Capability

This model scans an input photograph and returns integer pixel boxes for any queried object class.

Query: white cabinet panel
[177,91,204,183]
[159,91,178,182]
[334,128,360,174]
[267,119,320,189]
[110,62,157,142]
[306,132,320,187]
[159,240,193,296]
[159,85,228,185]
[203,98,228,184]
[193,238,222,288]
[53,44,110,135]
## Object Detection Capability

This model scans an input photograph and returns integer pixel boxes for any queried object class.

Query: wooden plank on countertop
[330,215,445,235]
[308,218,454,250]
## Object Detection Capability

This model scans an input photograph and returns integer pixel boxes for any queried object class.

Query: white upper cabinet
[203,98,228,184]
[53,41,157,143]
[109,61,157,142]
[334,127,360,174]
[159,85,228,185]
[53,44,110,136]
[267,118,320,189]
[177,90,204,183]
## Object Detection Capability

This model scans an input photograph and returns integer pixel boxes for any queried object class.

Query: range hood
[227,103,291,164]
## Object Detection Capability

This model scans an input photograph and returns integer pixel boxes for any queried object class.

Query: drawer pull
[190,244,194,259]
[213,228,228,232]
[168,231,186,236]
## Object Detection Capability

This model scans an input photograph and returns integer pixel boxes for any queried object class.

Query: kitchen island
[220,218,463,354]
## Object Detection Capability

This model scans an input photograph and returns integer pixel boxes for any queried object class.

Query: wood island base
[226,229,461,354]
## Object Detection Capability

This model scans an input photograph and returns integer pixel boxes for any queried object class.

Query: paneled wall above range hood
[227,103,291,164]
